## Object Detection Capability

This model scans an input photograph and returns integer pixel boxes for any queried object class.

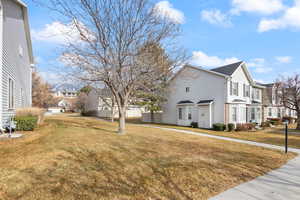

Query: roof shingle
[210,61,243,76]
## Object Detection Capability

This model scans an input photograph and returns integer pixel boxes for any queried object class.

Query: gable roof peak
[210,61,244,76]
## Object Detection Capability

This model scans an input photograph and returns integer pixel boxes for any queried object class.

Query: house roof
[197,100,214,104]
[177,100,194,105]
[211,61,244,76]
[260,83,275,87]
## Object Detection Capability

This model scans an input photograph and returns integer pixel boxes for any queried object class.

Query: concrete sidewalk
[140,125,300,200]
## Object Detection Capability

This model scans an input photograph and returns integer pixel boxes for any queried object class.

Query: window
[178,108,183,120]
[8,78,14,109]
[231,81,239,96]
[257,108,261,120]
[256,89,260,99]
[277,108,281,118]
[243,84,250,97]
[232,107,237,122]
[186,87,190,93]
[252,88,260,100]
[251,108,256,121]
[268,108,272,117]
[188,107,192,120]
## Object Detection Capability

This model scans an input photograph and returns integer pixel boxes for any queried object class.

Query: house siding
[161,67,227,126]
[1,0,32,126]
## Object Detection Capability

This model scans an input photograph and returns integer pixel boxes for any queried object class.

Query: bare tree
[97,87,117,122]
[276,74,300,129]
[35,0,185,134]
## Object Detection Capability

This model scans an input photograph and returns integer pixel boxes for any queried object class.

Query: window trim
[178,108,183,120]
[268,108,272,117]
[186,87,190,93]
[231,81,239,96]
[232,107,237,122]
[188,107,192,120]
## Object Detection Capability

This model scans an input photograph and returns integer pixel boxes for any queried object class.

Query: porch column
[209,103,212,128]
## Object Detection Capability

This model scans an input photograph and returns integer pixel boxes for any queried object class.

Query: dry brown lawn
[0,114,295,200]
[139,122,300,149]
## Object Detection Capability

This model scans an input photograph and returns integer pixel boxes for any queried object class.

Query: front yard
[0,114,295,200]
[139,122,300,149]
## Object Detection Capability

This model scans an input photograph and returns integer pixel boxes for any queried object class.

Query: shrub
[14,116,38,131]
[227,123,235,132]
[16,107,45,125]
[261,121,271,128]
[267,118,282,126]
[236,123,255,131]
[81,110,98,116]
[282,116,296,124]
[190,122,198,128]
[213,123,226,131]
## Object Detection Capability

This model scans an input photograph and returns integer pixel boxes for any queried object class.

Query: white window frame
[186,87,190,93]
[188,107,192,120]
[268,108,272,117]
[277,108,281,118]
[231,82,239,96]
[251,108,256,121]
[178,108,183,120]
[232,107,237,122]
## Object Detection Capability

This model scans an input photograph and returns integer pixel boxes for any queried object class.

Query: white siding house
[85,88,144,118]
[0,0,33,128]
[157,61,264,128]
[260,83,297,121]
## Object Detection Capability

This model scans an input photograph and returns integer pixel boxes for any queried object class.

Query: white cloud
[39,71,62,84]
[153,1,185,24]
[254,67,273,73]
[248,58,265,67]
[258,1,300,32]
[276,56,292,63]
[190,51,273,74]
[201,9,232,27]
[32,21,94,44]
[231,0,285,15]
[190,51,240,67]
[247,58,273,73]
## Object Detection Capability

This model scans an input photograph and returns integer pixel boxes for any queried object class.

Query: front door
[198,106,210,128]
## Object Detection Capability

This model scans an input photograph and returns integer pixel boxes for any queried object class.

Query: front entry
[198,105,210,128]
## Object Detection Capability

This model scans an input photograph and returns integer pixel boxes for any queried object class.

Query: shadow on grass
[14,144,194,200]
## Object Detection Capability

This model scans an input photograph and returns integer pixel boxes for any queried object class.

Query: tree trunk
[111,97,115,122]
[150,110,154,123]
[296,112,300,130]
[118,108,126,134]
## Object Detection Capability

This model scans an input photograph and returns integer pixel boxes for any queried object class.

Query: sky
[23,0,300,84]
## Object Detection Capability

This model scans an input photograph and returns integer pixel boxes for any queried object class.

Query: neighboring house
[54,84,78,98]
[53,84,78,111]
[0,0,33,128]
[85,88,144,118]
[260,83,297,121]
[150,61,265,128]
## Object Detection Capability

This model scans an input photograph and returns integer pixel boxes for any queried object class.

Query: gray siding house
[0,0,33,128]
